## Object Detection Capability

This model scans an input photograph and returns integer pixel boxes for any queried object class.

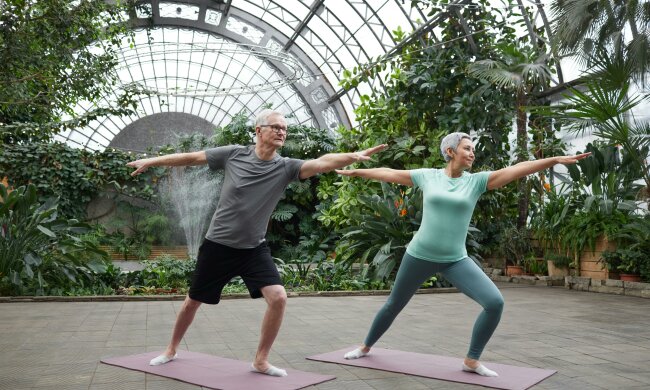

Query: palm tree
[551,0,650,83]
[556,49,650,199]
[467,43,553,228]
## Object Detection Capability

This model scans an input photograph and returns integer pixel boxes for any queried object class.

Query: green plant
[531,142,641,266]
[524,256,548,276]
[337,182,422,281]
[530,186,576,255]
[562,209,629,261]
[551,0,650,82]
[601,248,643,276]
[468,42,554,228]
[545,252,573,269]
[276,229,337,288]
[555,49,650,193]
[498,224,533,267]
[0,183,110,295]
[0,142,160,219]
[611,216,650,280]
[0,0,142,143]
[138,255,196,289]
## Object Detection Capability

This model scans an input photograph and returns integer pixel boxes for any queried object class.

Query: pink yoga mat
[307,347,556,390]
[101,351,335,390]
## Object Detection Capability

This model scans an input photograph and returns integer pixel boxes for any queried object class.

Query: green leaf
[36,225,56,238]
[567,164,581,182]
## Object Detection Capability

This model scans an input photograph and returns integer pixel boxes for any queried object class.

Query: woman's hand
[335,168,359,176]
[556,152,592,165]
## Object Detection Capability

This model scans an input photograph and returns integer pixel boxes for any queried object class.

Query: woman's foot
[344,346,371,359]
[462,358,498,377]
[149,352,177,366]
[251,362,287,377]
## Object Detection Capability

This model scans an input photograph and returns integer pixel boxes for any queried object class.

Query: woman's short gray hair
[255,109,284,127]
[440,132,472,162]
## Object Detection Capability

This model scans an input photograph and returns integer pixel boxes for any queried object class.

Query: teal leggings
[364,253,504,360]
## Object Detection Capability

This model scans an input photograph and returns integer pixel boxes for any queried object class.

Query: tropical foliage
[0,0,143,143]
[2,0,649,296]
[0,183,111,295]
[551,0,650,82]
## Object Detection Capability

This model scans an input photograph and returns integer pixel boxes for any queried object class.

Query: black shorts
[188,239,282,304]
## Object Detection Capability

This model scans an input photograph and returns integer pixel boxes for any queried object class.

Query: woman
[337,132,590,377]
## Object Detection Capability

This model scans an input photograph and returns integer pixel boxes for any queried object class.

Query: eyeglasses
[260,124,288,134]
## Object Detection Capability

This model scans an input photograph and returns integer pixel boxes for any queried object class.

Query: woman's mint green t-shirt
[406,168,491,262]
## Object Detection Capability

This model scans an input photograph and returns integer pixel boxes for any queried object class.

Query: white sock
[251,363,288,377]
[344,347,369,360]
[462,363,498,377]
[149,353,177,366]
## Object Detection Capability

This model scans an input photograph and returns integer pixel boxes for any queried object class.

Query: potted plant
[524,254,548,276]
[545,252,572,277]
[614,217,650,282]
[616,249,643,282]
[498,225,533,276]
[599,250,622,279]
[600,249,643,282]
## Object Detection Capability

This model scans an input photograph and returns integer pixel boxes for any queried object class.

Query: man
[127,109,386,377]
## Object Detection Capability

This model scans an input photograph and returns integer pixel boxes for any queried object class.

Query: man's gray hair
[440,132,472,162]
[255,109,284,127]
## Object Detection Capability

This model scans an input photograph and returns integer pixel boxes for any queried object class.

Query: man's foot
[149,353,178,366]
[251,363,287,377]
[344,347,370,360]
[462,362,498,377]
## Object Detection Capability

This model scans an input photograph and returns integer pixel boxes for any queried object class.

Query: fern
[271,204,298,221]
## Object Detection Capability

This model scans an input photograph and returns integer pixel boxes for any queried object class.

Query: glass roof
[56,0,561,151]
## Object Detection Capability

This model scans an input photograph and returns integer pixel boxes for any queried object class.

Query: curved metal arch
[129,0,345,129]
[65,0,566,151]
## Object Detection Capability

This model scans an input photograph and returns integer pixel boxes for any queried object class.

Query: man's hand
[126,159,149,176]
[355,144,388,161]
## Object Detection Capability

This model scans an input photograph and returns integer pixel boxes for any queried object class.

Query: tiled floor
[1,284,649,389]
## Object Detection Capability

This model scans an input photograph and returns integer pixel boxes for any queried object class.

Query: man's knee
[183,296,203,312]
[263,286,287,309]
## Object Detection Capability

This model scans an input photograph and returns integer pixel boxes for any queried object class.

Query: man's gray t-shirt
[204,145,305,248]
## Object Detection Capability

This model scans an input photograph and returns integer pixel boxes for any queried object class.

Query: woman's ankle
[464,357,479,368]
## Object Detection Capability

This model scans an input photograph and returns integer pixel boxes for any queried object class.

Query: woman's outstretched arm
[487,153,591,190]
[336,168,413,186]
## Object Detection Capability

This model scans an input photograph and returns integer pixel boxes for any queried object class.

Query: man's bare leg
[251,284,287,376]
[150,295,202,365]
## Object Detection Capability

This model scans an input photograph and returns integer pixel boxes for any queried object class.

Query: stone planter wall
[483,267,565,286]
[483,267,650,299]
[565,276,650,298]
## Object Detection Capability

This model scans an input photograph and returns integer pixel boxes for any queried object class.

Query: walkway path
[1,284,649,389]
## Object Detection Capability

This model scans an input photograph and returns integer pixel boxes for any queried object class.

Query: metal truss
[56,0,562,151]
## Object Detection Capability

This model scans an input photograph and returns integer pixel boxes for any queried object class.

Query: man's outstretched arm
[127,151,208,176]
[299,144,388,179]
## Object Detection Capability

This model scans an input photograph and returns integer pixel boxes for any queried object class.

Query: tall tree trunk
[516,90,529,229]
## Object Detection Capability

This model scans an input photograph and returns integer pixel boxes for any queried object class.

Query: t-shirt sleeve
[409,169,427,189]
[472,171,492,196]
[205,145,238,170]
[284,158,306,181]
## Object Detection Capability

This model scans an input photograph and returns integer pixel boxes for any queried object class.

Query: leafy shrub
[0,183,110,295]
[336,182,422,281]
